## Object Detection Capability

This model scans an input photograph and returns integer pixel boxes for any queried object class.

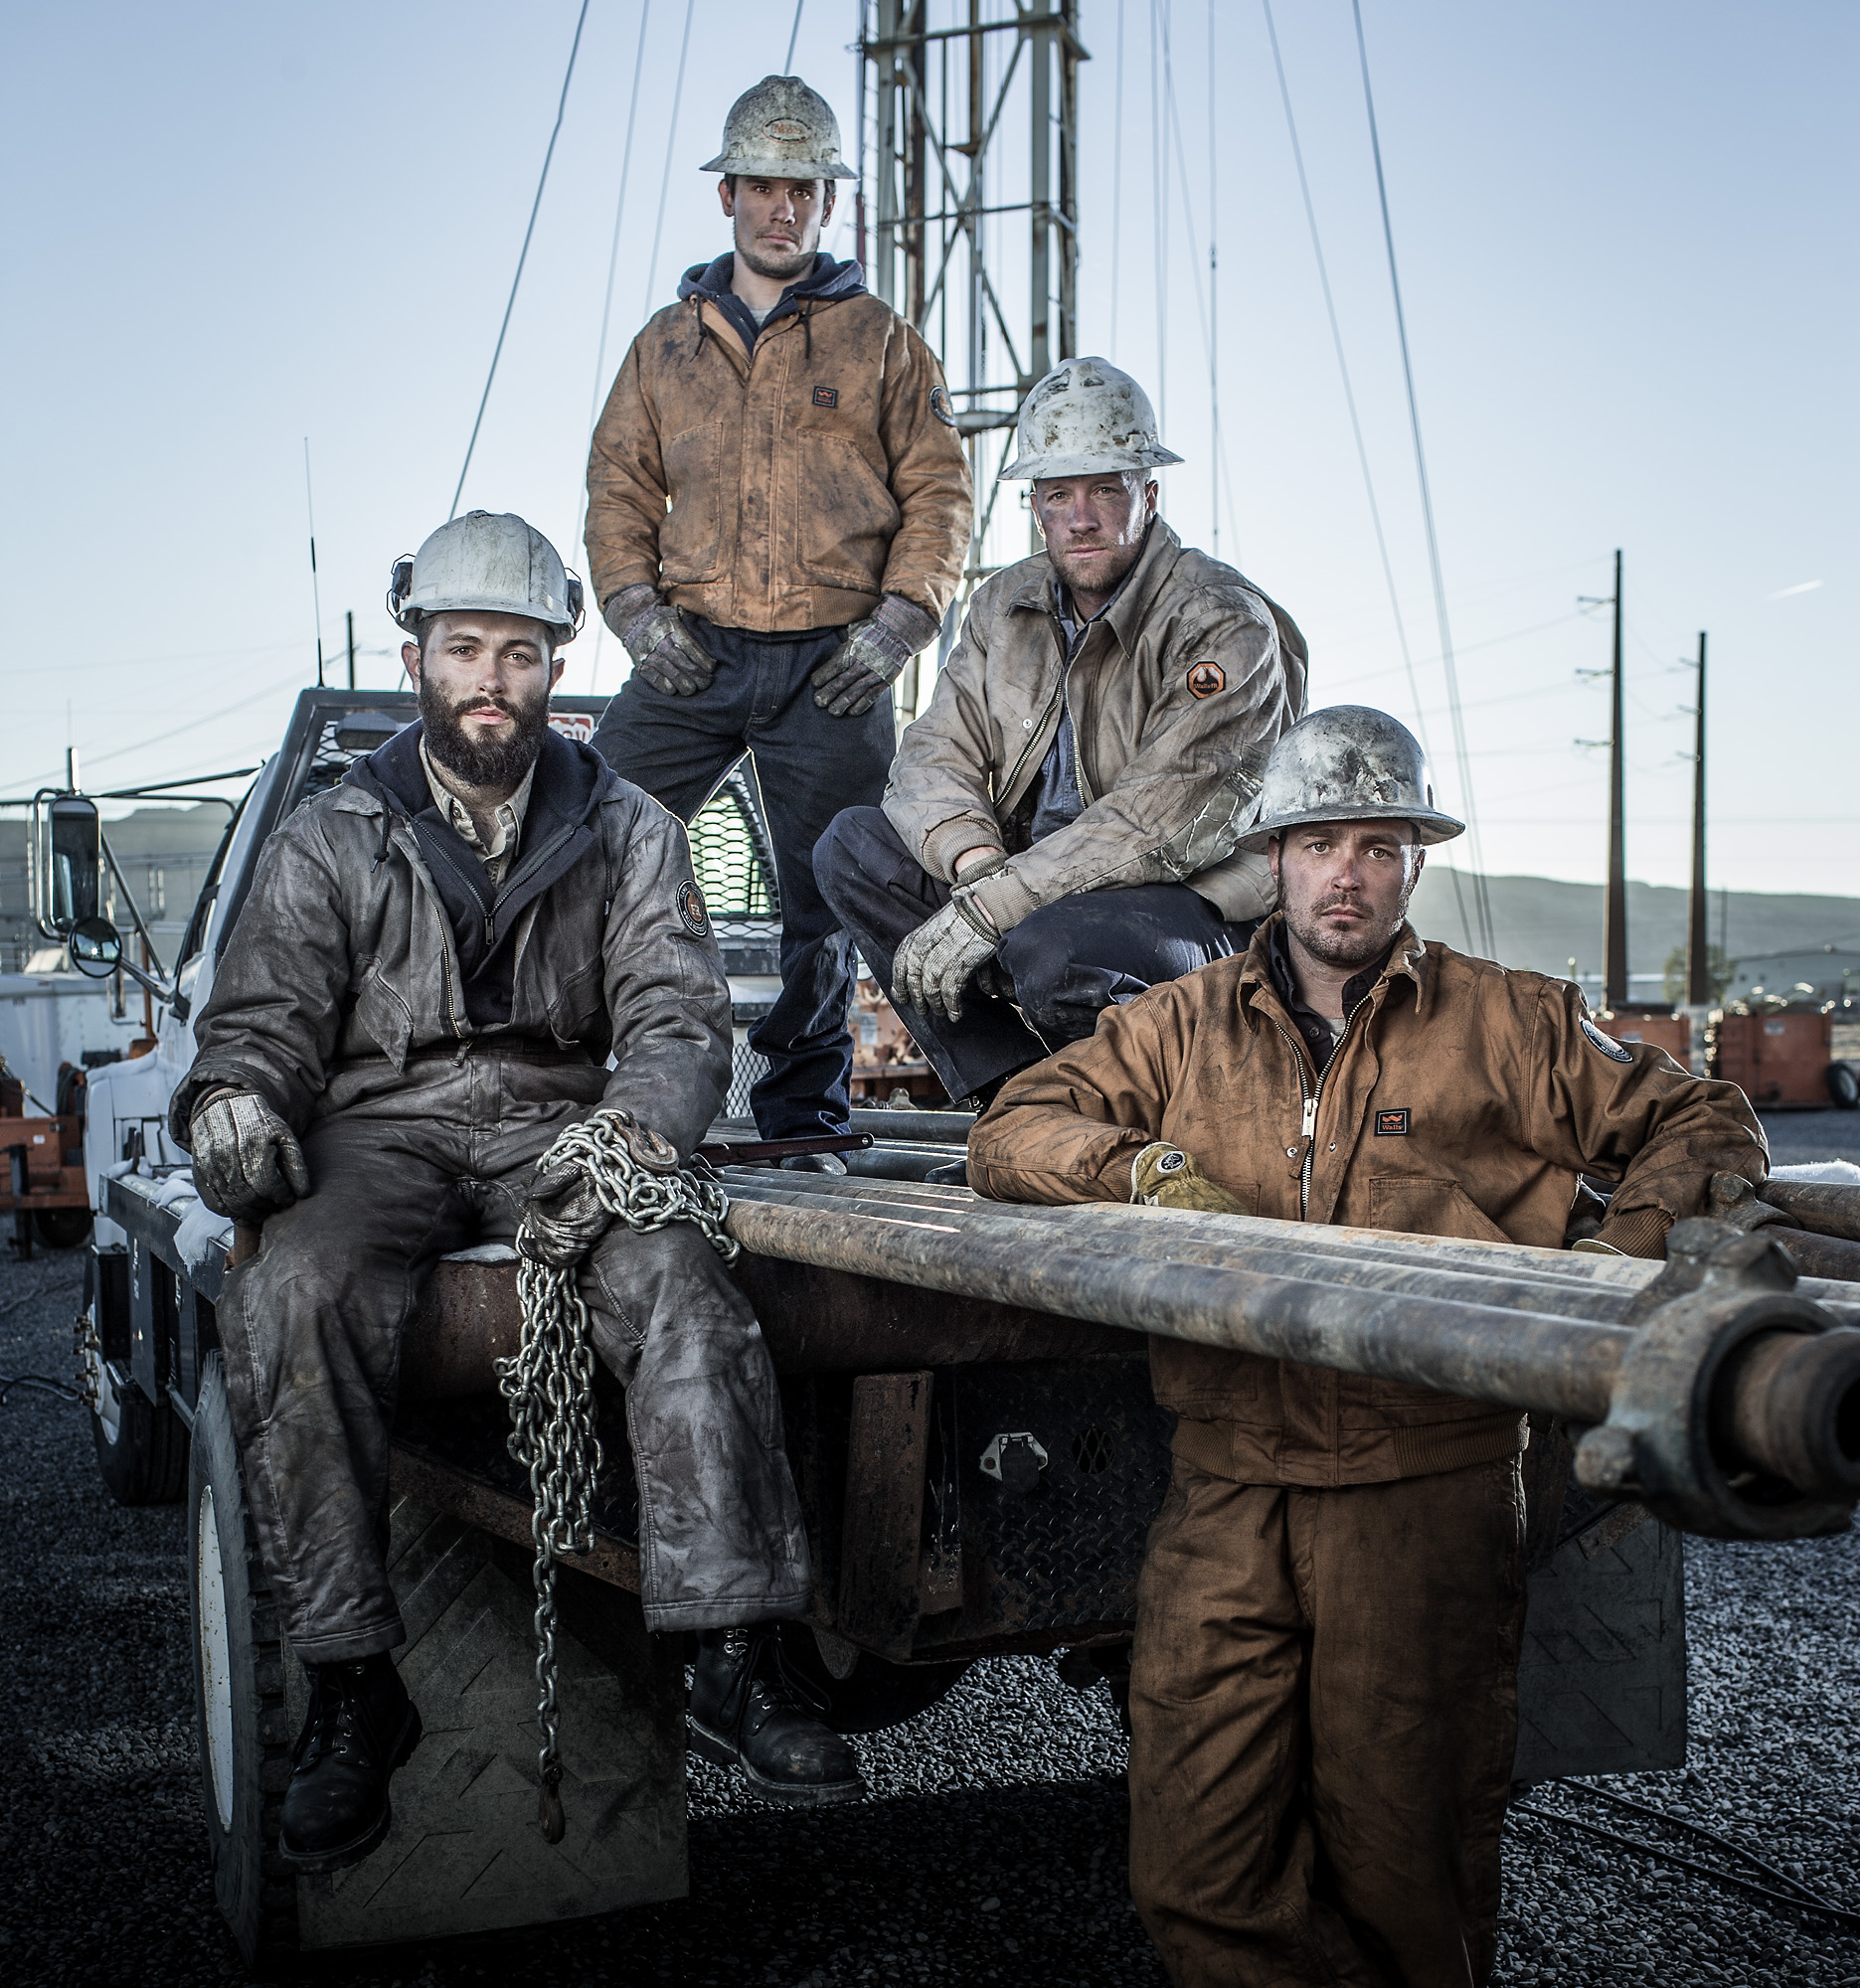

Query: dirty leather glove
[1131,1142,1250,1216]
[606,583,716,697]
[189,1090,311,1224]
[520,1107,681,1268]
[893,891,999,1022]
[810,594,941,717]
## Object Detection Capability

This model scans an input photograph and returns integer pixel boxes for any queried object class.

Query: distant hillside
[1411,869,1860,1005]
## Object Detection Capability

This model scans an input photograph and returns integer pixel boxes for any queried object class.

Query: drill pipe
[1761,1178,1860,1242]
[718,1175,1860,1512]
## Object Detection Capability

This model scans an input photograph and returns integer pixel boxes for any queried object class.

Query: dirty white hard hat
[1237,706,1465,852]
[701,75,855,180]
[386,511,585,646]
[998,357,1184,480]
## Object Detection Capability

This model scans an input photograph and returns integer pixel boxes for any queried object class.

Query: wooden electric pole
[346,609,357,691]
[1604,549,1626,1010]
[1685,630,1710,1006]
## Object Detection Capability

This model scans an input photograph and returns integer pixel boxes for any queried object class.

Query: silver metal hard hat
[701,75,855,179]
[386,510,585,645]
[998,357,1184,480]
[1237,705,1465,852]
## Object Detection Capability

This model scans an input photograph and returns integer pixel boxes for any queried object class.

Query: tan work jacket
[585,291,972,633]
[880,521,1307,931]
[968,917,1768,1485]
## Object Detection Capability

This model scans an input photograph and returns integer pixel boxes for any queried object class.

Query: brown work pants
[1129,1454,1527,1988]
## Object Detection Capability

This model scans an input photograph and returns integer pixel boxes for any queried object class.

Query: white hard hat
[386,510,584,646]
[998,357,1184,481]
[701,76,855,180]
[1237,706,1465,852]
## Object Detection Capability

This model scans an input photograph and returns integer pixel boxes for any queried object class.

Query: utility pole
[346,609,357,691]
[1604,548,1626,1011]
[1686,631,1710,1007]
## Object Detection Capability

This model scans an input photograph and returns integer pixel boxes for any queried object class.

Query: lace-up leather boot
[278,1652,423,1872]
[687,1625,865,1807]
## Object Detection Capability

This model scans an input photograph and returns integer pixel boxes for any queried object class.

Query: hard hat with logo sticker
[386,510,584,645]
[702,76,855,180]
[999,357,1184,480]
[1237,706,1464,851]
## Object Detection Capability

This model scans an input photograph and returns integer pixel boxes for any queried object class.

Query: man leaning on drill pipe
[584,73,971,1161]
[967,705,1767,1988]
[171,512,866,1878]
[813,357,1306,1126]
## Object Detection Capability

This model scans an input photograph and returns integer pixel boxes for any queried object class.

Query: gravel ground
[1,1235,1855,1988]
[1760,1108,1860,1169]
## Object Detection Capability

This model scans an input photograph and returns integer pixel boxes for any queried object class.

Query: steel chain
[497,1110,737,1842]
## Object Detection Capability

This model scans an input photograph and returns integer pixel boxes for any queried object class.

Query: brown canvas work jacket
[968,916,1768,1486]
[584,261,972,634]
[880,520,1308,932]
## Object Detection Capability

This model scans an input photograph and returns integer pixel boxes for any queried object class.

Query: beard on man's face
[419,674,550,789]
[735,217,815,285]
[1049,533,1146,601]
[1280,879,1414,973]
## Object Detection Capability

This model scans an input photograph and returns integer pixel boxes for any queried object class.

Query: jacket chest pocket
[661,422,726,581]
[796,431,900,589]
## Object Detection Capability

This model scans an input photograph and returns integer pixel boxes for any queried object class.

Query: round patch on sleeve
[677,881,712,939]
[1155,1148,1187,1174]
[1581,1016,1634,1064]
[930,385,958,428]
[1186,661,1226,699]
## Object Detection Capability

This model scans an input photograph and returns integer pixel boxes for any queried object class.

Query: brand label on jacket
[1374,1108,1410,1136]
[812,385,839,409]
[677,881,712,938]
[1186,661,1226,699]
[1581,1017,1633,1064]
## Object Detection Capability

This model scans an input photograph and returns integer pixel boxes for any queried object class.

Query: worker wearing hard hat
[584,74,972,1161]
[968,706,1766,1988]
[171,512,865,1876]
[813,357,1307,1116]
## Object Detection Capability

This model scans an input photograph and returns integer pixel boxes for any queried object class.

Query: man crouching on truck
[967,705,1766,1988]
[170,511,862,1877]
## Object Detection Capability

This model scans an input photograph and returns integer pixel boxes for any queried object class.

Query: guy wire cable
[785,0,806,74]
[450,0,592,521]
[1109,0,1125,351]
[1261,0,1475,949]
[1351,0,1495,956]
[641,0,698,323]
[1208,0,1220,558]
[579,0,656,692]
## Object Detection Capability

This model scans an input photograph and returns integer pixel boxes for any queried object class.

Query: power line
[1109,0,1125,351]
[784,0,806,73]
[1207,0,1220,558]
[1261,0,1471,947]
[642,0,698,322]
[450,0,592,521]
[1351,0,1494,957]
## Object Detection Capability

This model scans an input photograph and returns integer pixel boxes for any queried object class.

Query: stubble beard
[1283,889,1412,973]
[1050,534,1145,603]
[419,677,550,790]
[735,221,816,286]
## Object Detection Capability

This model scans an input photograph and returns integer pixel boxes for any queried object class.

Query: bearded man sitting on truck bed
[170,511,861,1878]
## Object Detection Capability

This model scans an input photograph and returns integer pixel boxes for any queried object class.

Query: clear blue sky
[2,1,1852,897]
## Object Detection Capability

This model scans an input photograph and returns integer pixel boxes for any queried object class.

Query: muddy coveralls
[968,918,1766,1988]
[170,722,810,1662]
[584,251,971,1138]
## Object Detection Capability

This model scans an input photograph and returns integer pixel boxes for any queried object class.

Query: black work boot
[688,1625,865,1808]
[277,1651,423,1873]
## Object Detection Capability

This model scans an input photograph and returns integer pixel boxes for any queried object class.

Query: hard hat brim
[999,443,1185,480]
[1235,800,1466,854]
[701,150,856,178]
[395,591,578,642]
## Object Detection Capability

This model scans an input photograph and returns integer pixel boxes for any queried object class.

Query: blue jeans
[813,806,1260,1102]
[591,620,894,1139]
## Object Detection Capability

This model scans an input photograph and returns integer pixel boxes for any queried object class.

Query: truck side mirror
[31,793,103,938]
[69,915,122,979]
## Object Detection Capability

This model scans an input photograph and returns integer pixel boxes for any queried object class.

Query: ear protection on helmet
[386,556,416,629]
[564,570,587,635]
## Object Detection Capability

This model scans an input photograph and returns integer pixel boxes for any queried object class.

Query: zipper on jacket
[1278,988,1377,1218]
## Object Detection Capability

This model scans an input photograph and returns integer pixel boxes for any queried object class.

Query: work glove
[810,594,941,717]
[606,583,716,697]
[189,1090,311,1224]
[893,891,999,1023]
[1131,1142,1250,1216]
[520,1107,681,1268]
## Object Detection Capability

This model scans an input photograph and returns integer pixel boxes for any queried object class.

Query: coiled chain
[497,1110,737,1842]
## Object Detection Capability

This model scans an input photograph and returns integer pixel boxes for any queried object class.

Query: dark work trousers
[592,620,896,1140]
[1128,1455,1528,1988]
[217,1056,811,1662]
[813,805,1260,1101]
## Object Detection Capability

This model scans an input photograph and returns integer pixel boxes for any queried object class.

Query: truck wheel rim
[196,1484,236,1832]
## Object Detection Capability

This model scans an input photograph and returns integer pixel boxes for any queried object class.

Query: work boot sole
[686,1714,866,1809]
[277,1704,423,1875]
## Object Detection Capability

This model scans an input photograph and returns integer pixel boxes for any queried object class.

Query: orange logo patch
[1186,661,1226,699]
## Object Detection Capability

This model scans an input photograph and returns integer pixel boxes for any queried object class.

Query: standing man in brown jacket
[585,75,971,1158]
[967,706,1767,1988]
[814,357,1306,1118]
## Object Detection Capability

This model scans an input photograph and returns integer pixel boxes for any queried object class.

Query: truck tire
[89,1355,188,1505]
[36,1206,92,1249]
[1827,1061,1860,1110]
[189,1352,299,1973]
[777,1624,972,1735]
